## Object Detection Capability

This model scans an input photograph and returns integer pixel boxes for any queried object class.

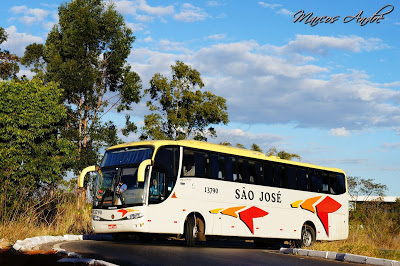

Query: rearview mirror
[138,159,153,182]
[78,165,99,188]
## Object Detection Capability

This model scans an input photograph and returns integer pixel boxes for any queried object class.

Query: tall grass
[0,183,92,244]
[311,200,400,261]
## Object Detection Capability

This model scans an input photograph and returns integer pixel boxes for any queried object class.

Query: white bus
[79,140,348,247]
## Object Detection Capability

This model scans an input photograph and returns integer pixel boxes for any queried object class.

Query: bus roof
[108,140,345,174]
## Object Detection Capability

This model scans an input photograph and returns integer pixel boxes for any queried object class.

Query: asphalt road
[48,239,361,266]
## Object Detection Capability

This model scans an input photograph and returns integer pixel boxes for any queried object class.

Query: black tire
[296,224,315,248]
[184,215,197,247]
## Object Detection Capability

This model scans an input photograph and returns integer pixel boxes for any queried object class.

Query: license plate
[108,224,117,229]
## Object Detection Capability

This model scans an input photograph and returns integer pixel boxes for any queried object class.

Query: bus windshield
[93,147,153,208]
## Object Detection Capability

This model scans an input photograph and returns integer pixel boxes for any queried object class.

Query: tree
[266,147,301,161]
[250,143,263,153]
[235,143,245,149]
[0,79,75,221]
[21,0,142,173]
[0,27,19,80]
[347,176,387,201]
[141,61,229,141]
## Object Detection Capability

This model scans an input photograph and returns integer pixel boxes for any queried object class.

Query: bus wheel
[185,215,197,247]
[296,224,315,248]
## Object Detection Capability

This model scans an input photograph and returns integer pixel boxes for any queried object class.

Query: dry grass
[0,189,92,244]
[311,201,400,261]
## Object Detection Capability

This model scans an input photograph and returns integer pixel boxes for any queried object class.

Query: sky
[1,0,400,195]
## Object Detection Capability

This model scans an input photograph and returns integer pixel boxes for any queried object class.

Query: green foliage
[235,143,245,149]
[21,0,142,174]
[0,79,75,221]
[250,143,263,153]
[266,147,301,161]
[0,27,19,80]
[141,61,229,141]
[20,43,45,79]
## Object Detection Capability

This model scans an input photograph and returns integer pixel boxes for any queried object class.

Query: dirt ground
[0,248,71,266]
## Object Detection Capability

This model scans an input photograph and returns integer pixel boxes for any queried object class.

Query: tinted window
[194,151,209,178]
[322,171,329,193]
[329,173,346,195]
[310,170,323,193]
[273,165,282,187]
[210,154,219,179]
[150,146,179,203]
[218,155,227,180]
[287,167,297,189]
[225,156,234,181]
[238,159,249,183]
[297,168,308,191]
[264,163,274,186]
[182,149,195,177]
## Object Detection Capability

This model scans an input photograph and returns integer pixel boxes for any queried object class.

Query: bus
[78,140,348,247]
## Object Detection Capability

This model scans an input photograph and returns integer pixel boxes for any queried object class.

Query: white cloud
[206,34,227,40]
[207,1,226,7]
[276,35,388,55]
[174,3,208,22]
[126,36,400,132]
[329,127,351,137]
[137,0,174,16]
[277,8,292,16]
[214,127,285,150]
[158,39,192,53]
[114,0,174,19]
[258,2,292,16]
[126,22,146,33]
[143,36,153,42]
[2,26,43,56]
[258,2,282,9]
[10,5,50,25]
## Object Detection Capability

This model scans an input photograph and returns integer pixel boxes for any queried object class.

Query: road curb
[279,247,400,265]
[12,234,116,265]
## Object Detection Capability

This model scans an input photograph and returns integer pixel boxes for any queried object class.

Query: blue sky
[1,0,400,195]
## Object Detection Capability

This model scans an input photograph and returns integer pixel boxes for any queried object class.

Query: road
[45,238,361,266]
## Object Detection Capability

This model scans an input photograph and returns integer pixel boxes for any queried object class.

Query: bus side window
[263,163,274,186]
[287,167,297,189]
[218,154,226,180]
[248,160,262,184]
[337,173,346,194]
[273,164,281,187]
[225,156,233,181]
[253,162,263,185]
[210,153,219,179]
[310,170,323,193]
[322,171,329,193]
[330,173,346,195]
[182,149,195,177]
[194,151,208,178]
[297,168,308,191]
[231,157,238,181]
[238,159,249,183]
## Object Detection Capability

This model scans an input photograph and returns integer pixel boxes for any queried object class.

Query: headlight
[93,215,101,221]
[127,213,143,219]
